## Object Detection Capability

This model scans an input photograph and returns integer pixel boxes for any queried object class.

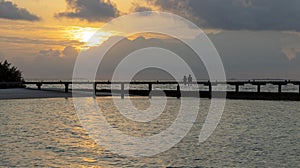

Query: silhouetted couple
[183,74,192,86]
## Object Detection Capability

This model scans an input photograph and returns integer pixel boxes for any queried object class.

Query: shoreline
[1,88,300,101]
[0,88,80,100]
[0,88,116,100]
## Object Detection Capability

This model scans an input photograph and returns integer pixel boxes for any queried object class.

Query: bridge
[1,80,300,101]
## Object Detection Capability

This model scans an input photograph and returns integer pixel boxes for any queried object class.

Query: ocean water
[0,97,299,167]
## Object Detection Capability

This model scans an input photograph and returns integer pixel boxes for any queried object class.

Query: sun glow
[68,27,113,48]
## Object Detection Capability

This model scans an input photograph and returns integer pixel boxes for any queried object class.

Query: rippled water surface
[0,98,299,167]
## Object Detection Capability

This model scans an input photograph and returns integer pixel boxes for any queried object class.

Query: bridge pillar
[257,85,261,93]
[235,85,239,92]
[121,83,124,99]
[93,83,97,97]
[148,83,152,99]
[36,83,42,90]
[176,84,181,99]
[64,83,69,93]
[208,82,212,99]
[278,84,282,93]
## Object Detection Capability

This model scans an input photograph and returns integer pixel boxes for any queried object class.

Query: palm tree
[0,60,24,88]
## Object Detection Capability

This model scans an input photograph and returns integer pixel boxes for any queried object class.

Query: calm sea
[0,97,299,167]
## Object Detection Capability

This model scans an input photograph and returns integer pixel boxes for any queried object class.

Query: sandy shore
[0,88,78,100]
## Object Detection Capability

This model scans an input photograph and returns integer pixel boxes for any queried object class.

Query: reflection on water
[0,98,299,167]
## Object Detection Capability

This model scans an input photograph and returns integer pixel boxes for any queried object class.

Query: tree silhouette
[0,60,24,88]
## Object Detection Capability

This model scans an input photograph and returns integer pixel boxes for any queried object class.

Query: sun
[77,29,95,42]
[68,27,113,48]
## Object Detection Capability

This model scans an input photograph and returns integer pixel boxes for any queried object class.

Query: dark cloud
[133,5,153,13]
[92,33,299,80]
[208,31,300,79]
[147,0,300,31]
[38,49,61,58]
[130,4,153,16]
[0,0,40,21]
[38,46,78,58]
[22,46,78,79]
[56,0,119,22]
[62,46,79,57]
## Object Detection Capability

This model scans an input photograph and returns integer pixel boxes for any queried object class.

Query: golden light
[68,27,113,48]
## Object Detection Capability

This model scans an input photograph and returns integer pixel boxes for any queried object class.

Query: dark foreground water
[0,98,299,167]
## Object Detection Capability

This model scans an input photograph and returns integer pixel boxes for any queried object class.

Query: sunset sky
[0,0,300,79]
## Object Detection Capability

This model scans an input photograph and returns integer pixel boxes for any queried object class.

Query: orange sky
[0,0,153,53]
[9,0,135,24]
[1,0,300,79]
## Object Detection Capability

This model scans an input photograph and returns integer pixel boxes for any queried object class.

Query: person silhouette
[183,75,187,86]
[188,74,192,86]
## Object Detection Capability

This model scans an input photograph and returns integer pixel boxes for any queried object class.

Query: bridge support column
[93,83,97,97]
[36,83,42,90]
[121,83,124,99]
[278,84,282,93]
[148,83,152,99]
[176,84,181,99]
[208,82,212,99]
[64,84,69,93]
[235,85,239,92]
[257,85,261,93]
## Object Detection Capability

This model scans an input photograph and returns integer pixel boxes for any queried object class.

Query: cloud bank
[11,32,300,80]
[56,0,119,22]
[132,5,153,13]
[20,46,78,79]
[146,0,300,31]
[55,0,300,31]
[0,0,40,21]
